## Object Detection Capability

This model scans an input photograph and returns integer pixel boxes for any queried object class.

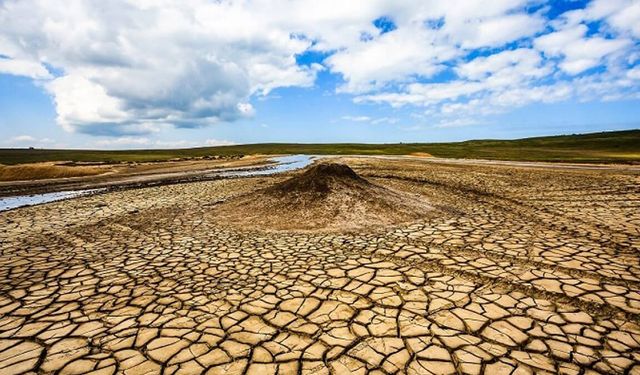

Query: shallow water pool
[0,189,104,212]
[0,155,317,212]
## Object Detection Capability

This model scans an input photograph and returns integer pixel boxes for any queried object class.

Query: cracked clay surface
[1,157,639,374]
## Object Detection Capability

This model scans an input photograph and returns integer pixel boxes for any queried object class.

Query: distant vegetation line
[1,130,639,165]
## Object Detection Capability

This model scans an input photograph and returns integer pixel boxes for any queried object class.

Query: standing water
[218,155,315,177]
[0,189,104,212]
[0,155,316,212]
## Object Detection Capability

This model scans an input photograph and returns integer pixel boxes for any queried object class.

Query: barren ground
[1,156,639,374]
[0,155,269,197]
[212,163,435,232]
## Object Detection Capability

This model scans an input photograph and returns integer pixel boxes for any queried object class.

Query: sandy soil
[1,156,639,374]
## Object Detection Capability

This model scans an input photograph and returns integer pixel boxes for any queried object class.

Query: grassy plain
[1,129,638,165]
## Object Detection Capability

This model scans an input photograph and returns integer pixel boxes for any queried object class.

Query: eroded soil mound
[213,163,433,232]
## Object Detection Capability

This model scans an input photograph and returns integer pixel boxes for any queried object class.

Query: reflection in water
[219,155,316,177]
[0,189,104,212]
[0,155,317,212]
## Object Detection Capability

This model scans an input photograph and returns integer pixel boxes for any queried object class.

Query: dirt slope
[212,163,434,232]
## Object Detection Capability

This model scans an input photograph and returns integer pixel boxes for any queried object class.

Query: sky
[1,0,639,149]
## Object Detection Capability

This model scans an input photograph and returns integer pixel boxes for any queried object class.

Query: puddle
[0,189,104,212]
[218,154,316,177]
[0,155,317,212]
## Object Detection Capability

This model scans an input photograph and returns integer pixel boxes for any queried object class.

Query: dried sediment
[1,158,640,374]
[212,163,434,232]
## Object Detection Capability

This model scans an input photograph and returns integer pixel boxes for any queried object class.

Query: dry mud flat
[1,157,640,375]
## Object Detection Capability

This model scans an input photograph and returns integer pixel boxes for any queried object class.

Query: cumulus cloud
[535,24,631,75]
[355,47,552,109]
[451,12,544,49]
[204,139,235,147]
[0,0,316,136]
[434,118,483,128]
[351,1,639,119]
[0,58,52,79]
[457,49,550,81]
[341,116,372,122]
[558,0,640,37]
[0,0,638,135]
[341,115,399,125]
[326,27,456,93]
[1,135,55,147]
[10,135,37,143]
[371,117,399,125]
[94,137,152,147]
[93,137,234,149]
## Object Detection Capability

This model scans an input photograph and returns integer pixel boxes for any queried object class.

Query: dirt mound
[212,163,434,232]
[265,163,370,195]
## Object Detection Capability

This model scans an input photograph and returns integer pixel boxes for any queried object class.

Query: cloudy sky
[1,0,639,149]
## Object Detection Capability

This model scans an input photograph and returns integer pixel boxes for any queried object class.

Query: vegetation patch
[0,129,638,165]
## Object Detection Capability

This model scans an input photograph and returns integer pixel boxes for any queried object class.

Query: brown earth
[212,163,434,232]
[409,152,433,157]
[0,162,106,181]
[1,157,640,374]
[0,155,270,197]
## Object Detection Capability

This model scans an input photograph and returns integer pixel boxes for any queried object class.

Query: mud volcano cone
[266,163,371,196]
[213,163,433,232]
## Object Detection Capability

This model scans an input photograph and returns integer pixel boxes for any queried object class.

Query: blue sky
[1,0,639,149]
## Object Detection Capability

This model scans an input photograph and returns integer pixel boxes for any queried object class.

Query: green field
[1,129,639,165]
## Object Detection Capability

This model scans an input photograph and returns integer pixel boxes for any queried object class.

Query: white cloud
[0,0,318,136]
[534,25,588,56]
[0,0,638,137]
[94,137,151,147]
[46,75,129,133]
[490,82,574,107]
[204,139,235,147]
[155,140,198,148]
[535,24,631,75]
[322,0,544,93]
[341,115,372,122]
[10,135,36,142]
[607,1,640,38]
[353,2,639,118]
[371,117,399,125]
[1,135,56,147]
[341,115,399,125]
[354,92,427,108]
[559,0,640,38]
[434,117,482,128]
[93,137,234,149]
[457,49,543,80]
[628,67,640,80]
[0,58,51,79]
[454,13,544,49]
[326,27,456,93]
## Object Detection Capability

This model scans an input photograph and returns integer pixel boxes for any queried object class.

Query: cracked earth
[1,157,639,374]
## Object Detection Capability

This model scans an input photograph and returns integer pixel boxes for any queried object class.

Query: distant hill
[1,129,638,165]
